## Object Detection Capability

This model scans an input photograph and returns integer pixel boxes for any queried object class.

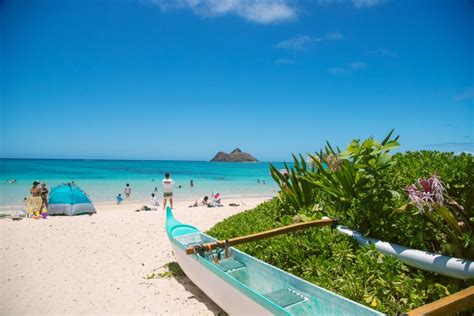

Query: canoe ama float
[166,207,383,315]
[337,226,474,280]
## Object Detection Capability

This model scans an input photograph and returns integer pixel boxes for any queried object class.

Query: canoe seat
[217,258,246,272]
[263,288,306,308]
[185,241,202,248]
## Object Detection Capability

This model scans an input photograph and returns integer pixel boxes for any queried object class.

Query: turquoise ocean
[0,159,287,210]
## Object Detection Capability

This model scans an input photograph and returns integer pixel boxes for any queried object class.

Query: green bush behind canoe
[207,141,473,314]
[207,199,470,314]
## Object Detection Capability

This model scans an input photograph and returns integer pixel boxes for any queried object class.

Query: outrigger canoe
[166,207,383,315]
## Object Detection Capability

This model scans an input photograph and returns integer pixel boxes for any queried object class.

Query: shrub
[207,199,467,314]
[271,132,474,258]
[209,135,474,314]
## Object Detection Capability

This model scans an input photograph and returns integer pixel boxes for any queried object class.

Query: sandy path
[0,197,270,315]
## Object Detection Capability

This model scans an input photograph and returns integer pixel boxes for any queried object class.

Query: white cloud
[329,61,367,75]
[151,0,297,24]
[275,32,343,50]
[371,48,398,57]
[317,0,386,8]
[275,58,296,64]
[325,32,343,40]
[453,87,474,102]
[328,67,349,75]
[349,61,367,69]
[275,35,317,50]
[353,0,386,8]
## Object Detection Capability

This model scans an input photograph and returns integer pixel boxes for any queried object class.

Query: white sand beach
[0,197,271,315]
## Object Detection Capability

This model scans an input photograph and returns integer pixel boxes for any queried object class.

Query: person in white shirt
[124,183,132,199]
[162,173,175,210]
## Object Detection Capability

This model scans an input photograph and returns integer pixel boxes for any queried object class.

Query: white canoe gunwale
[166,207,384,316]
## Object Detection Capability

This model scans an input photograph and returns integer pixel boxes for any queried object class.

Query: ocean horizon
[0,158,288,210]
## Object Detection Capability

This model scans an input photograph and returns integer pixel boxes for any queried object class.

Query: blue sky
[1,0,473,161]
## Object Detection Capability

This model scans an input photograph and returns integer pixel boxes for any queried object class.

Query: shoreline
[0,196,271,314]
[0,193,275,213]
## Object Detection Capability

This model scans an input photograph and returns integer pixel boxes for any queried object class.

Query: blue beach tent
[48,183,96,216]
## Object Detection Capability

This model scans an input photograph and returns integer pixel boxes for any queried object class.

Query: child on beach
[150,193,160,206]
[21,197,28,216]
[41,182,49,209]
[162,173,174,210]
[124,184,132,199]
[116,194,124,204]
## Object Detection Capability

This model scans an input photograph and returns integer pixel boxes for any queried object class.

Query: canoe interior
[167,209,383,315]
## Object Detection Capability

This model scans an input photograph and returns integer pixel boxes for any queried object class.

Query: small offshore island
[210,148,258,162]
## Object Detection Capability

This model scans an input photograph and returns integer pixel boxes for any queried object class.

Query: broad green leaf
[388,190,401,199]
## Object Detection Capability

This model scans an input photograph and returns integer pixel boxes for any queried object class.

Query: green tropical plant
[269,154,318,214]
[269,132,474,256]
[301,130,400,232]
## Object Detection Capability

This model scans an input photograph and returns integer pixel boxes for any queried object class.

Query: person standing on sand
[28,181,43,216]
[162,173,174,210]
[124,183,131,199]
[41,182,49,209]
[30,181,42,197]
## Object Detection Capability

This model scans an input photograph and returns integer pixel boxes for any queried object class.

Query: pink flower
[405,176,445,212]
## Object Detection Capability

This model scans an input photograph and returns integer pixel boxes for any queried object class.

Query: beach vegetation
[144,262,185,279]
[207,199,468,314]
[209,132,473,314]
[270,131,474,259]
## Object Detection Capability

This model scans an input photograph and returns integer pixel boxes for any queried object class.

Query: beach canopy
[48,183,96,216]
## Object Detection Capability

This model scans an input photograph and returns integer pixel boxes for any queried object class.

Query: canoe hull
[171,241,273,315]
[166,208,383,316]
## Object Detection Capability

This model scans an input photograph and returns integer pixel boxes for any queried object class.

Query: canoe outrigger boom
[185,218,336,255]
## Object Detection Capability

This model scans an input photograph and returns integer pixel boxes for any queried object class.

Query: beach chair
[26,196,43,217]
[209,190,223,207]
